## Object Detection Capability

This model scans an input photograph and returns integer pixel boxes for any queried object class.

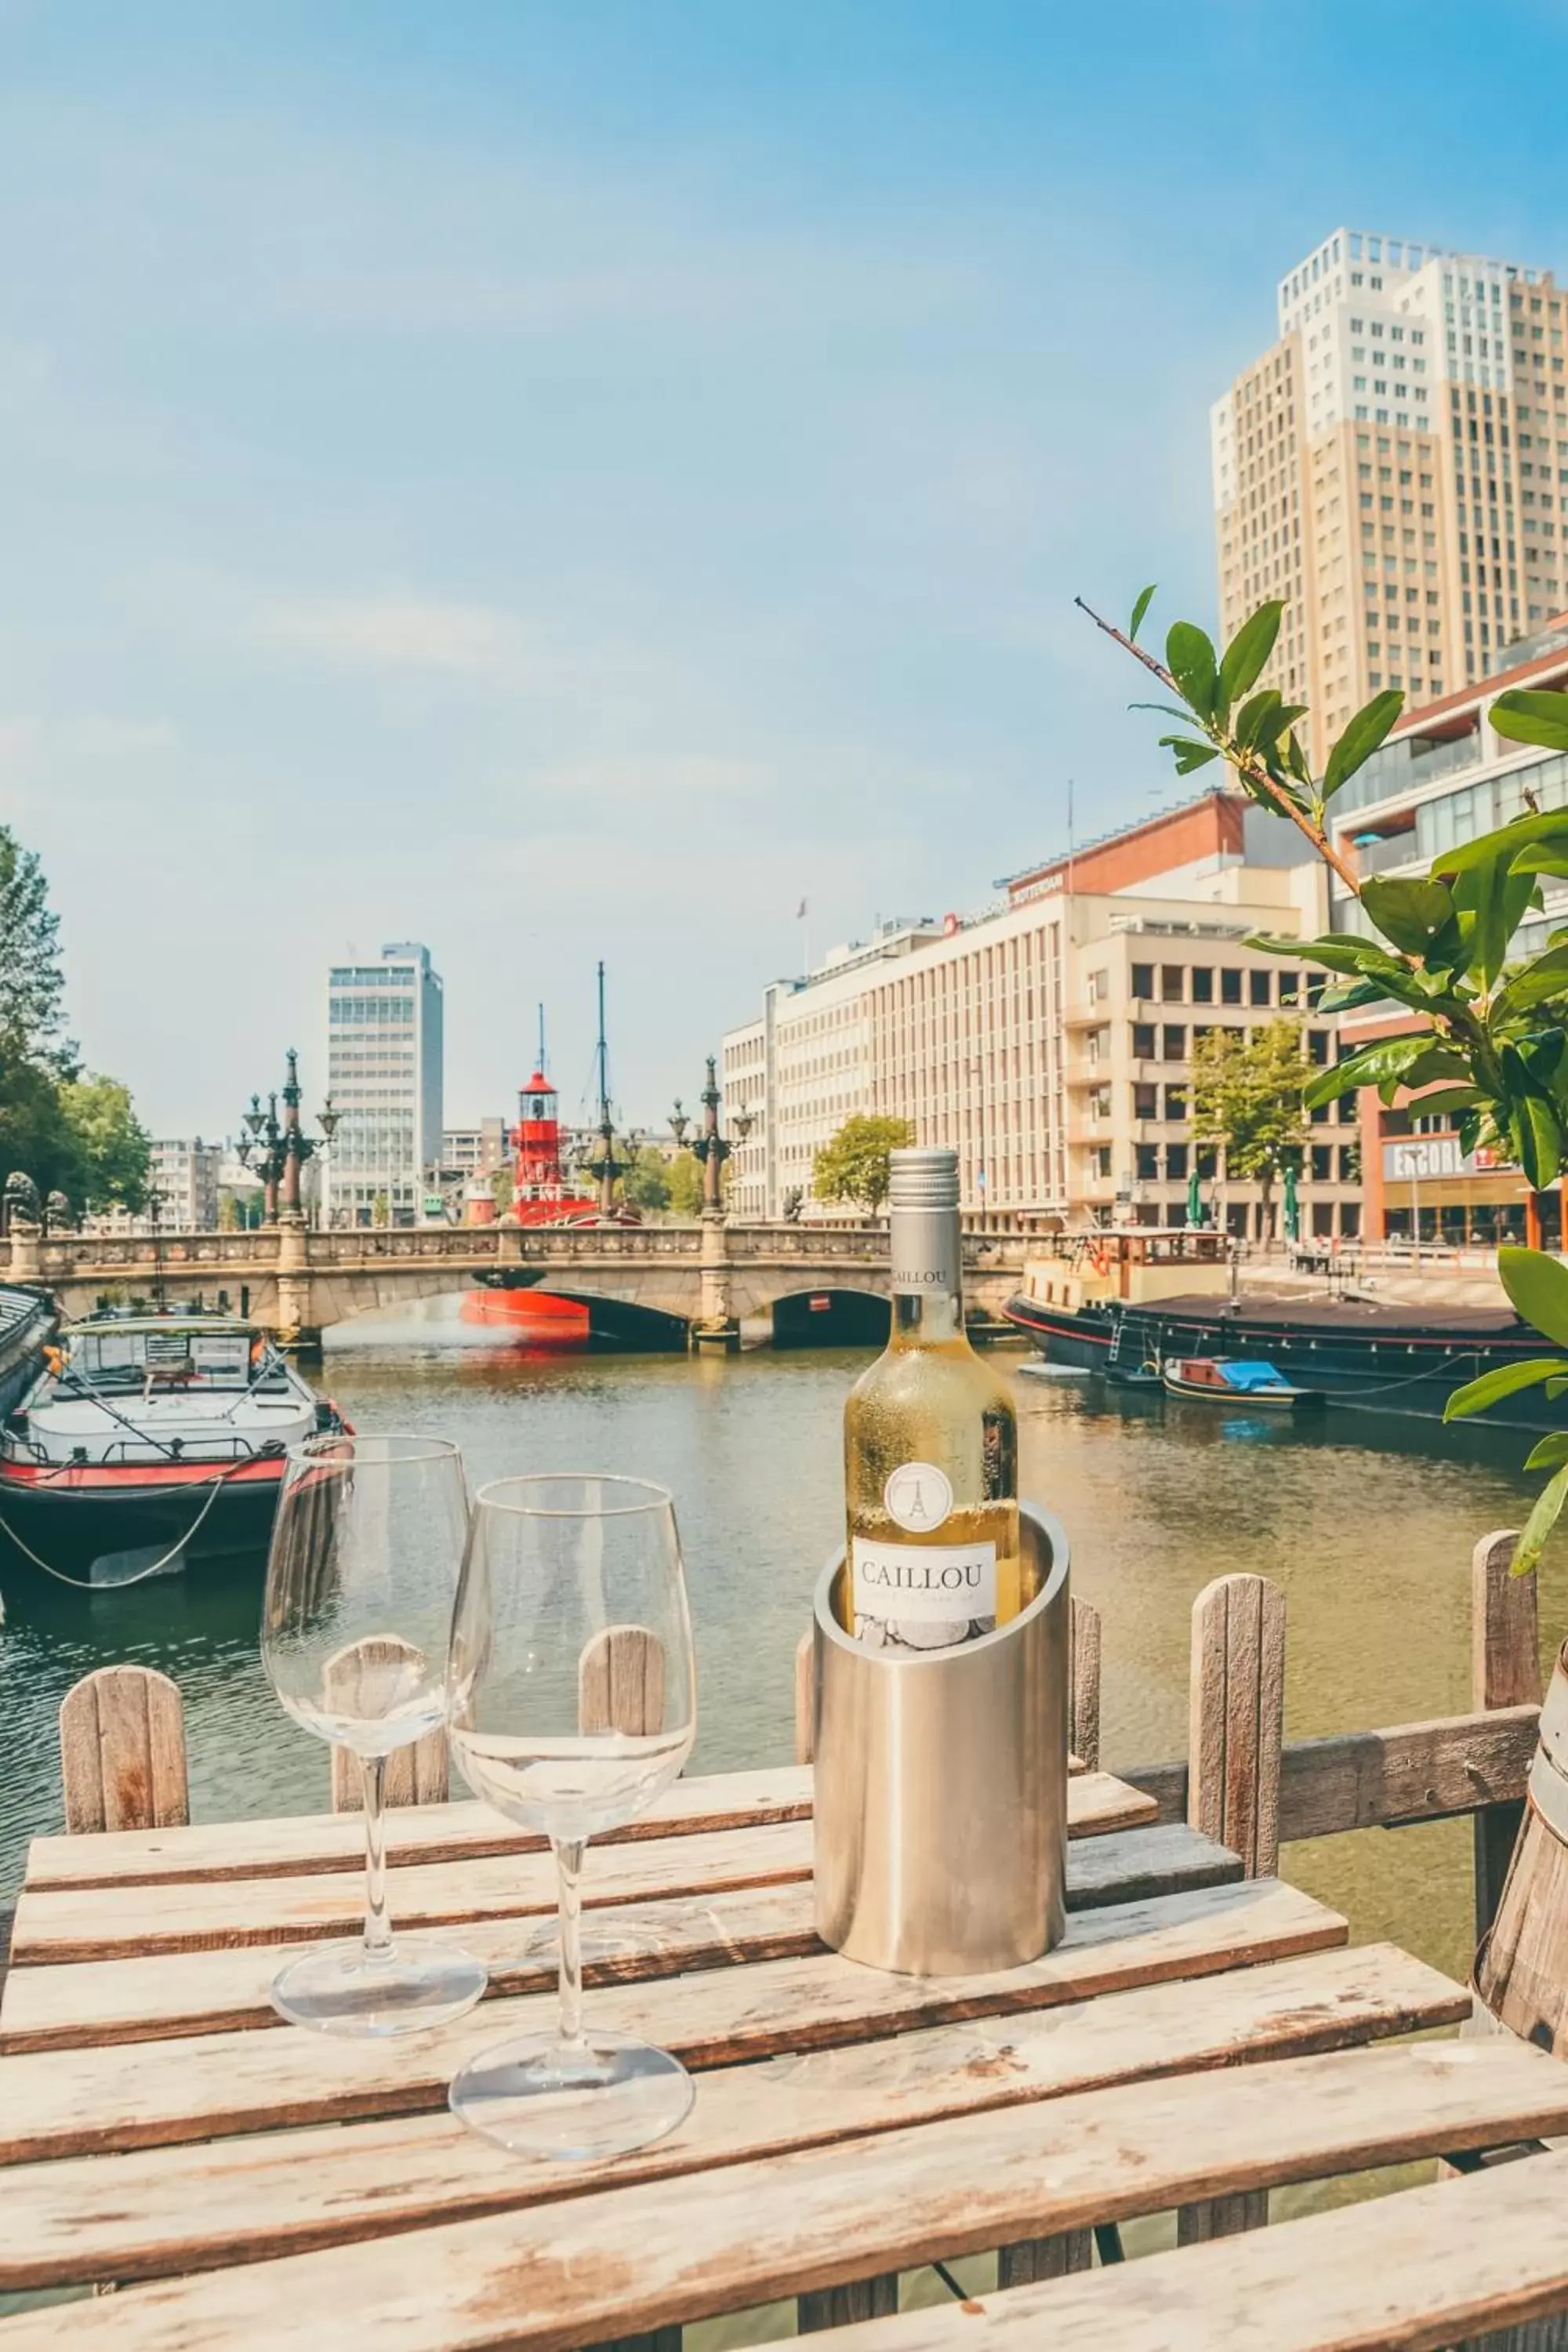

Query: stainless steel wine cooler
[811,1500,1070,1976]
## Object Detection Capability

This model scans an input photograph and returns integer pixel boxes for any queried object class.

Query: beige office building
[1213,227,1567,762]
[721,796,1363,1240]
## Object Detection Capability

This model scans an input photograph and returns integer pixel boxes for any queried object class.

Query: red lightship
[460,993,630,1346]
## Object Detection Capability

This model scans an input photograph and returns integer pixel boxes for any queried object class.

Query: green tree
[622,1144,673,1217]
[0,826,74,1075]
[664,1150,706,1219]
[1190,1021,1307,1240]
[811,1115,915,1214]
[489,1164,514,1215]
[57,1075,151,1214]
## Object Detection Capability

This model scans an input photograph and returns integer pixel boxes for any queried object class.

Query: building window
[1135,1143,1160,1182]
[1277,969,1301,1004]
[1093,1146,1112,1178]
[1190,967,1214,1004]
[1162,1025,1186,1062]
[1310,1143,1333,1182]
[1166,1144,1189,1181]
[1160,965,1185,1002]
[1249,969,1272,1007]
[1308,1029,1330,1066]
[1338,1143,1362,1183]
[1165,1086,1188,1121]
[1221,969,1243,1005]
[1131,963,1154,1000]
[1134,1083,1158,1120]
[1131,1022,1156,1060]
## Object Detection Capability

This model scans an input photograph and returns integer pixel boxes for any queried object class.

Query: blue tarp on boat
[1213,1360,1290,1391]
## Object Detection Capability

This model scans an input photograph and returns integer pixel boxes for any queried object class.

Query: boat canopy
[67,1323,256,1383]
[1213,1360,1289,1391]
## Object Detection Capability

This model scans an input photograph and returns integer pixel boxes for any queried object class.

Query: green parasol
[1186,1167,1202,1227]
[1283,1161,1301,1243]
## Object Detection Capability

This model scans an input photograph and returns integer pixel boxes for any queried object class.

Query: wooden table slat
[0,1941,1466,2290]
[811,2144,1568,2352]
[1,2039,1560,2349]
[0,1821,1240,2054]
[9,1774,1153,1967]
[20,1755,1104,1891]
[0,1875,1345,2164]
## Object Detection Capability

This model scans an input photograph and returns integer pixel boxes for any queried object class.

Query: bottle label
[889,1205,960,1298]
[884,1461,953,1531]
[851,1537,998,1626]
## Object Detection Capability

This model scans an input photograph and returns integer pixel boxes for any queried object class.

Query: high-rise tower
[1211,228,1567,760]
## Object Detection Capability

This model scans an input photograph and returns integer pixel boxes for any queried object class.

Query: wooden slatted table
[3,1761,1568,2350]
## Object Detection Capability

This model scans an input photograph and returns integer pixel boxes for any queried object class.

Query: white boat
[0,1310,345,1584]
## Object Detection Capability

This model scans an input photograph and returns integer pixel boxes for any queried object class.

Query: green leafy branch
[1090,582,1568,1567]
[1075,590,1375,897]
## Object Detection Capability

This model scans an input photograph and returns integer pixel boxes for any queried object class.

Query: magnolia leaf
[1159,735,1221,775]
[1129,583,1157,644]
[1444,1357,1568,1421]
[1407,1085,1483,1116]
[1513,1460,1568,1577]
[1499,1246,1568,1348]
[1548,1375,1568,1401]
[1491,944,1568,1021]
[1433,808,1568,879]
[1232,688,1282,753]
[1323,690,1404,801]
[1525,1432,1568,1472]
[1492,688,1568,755]
[1316,975,1397,1013]
[1519,1097,1564,1190]
[1129,701,1201,724]
[1166,622,1219,724]
[1359,874,1455,957]
[1247,931,1413,982]
[1218,602,1283,710]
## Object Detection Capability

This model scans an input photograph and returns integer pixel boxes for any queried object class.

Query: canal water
[2,1301,1563,1995]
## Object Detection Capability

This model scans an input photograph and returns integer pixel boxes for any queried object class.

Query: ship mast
[587,960,628,1217]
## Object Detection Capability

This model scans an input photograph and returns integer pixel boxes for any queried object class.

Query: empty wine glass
[261,1432,488,2035]
[446,1473,698,2160]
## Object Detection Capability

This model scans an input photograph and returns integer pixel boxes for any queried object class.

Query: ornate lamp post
[237,1053,339,1227]
[675,1058,753,1219]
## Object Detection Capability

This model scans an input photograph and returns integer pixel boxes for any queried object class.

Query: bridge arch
[768,1287,891,1348]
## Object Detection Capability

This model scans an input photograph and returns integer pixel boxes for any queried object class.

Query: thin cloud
[257,592,535,682]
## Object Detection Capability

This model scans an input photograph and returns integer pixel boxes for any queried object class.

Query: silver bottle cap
[888,1147,960,1212]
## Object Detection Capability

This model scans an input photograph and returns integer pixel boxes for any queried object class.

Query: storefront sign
[1383,1136,1475,1181]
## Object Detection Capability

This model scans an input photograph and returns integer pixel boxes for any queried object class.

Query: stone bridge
[1,1220,1032,1351]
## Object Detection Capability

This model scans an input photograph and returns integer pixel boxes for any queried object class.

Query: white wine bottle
[841,1146,1021,1650]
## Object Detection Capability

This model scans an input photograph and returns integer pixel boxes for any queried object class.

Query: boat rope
[0,1457,264,1590]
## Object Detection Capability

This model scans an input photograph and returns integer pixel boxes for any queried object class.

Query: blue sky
[3,0,1566,1136]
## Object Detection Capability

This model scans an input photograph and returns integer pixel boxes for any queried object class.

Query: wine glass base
[448,2029,694,2158]
[270,1937,488,2037]
[524,1915,666,1968]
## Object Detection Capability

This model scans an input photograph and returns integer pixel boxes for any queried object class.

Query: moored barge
[1004,1231,1559,1432]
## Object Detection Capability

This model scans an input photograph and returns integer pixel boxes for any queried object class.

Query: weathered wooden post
[58,1665,189,1835]
[1178,1571,1286,2243]
[1475,1632,1568,2053]
[1470,1528,1541,1941]
[325,1638,449,1813]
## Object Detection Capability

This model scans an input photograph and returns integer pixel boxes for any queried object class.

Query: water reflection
[1,1323,1561,1997]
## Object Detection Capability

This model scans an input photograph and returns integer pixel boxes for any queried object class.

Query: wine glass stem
[554,1837,587,2050]
[360,1754,394,1966]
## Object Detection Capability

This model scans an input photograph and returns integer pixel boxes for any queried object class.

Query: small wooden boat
[1160,1356,1325,1411]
